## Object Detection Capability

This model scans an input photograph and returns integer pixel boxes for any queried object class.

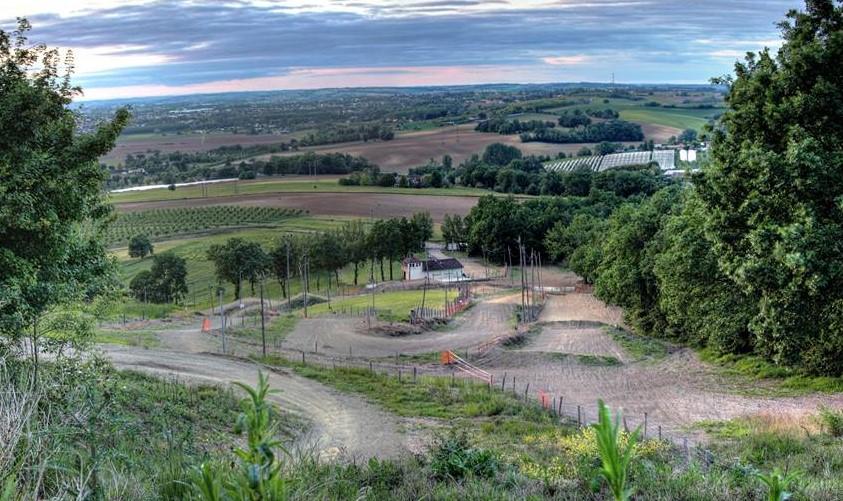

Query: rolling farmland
[105,206,304,246]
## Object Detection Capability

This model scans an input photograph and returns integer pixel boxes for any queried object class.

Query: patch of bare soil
[518,322,629,363]
[251,125,594,173]
[101,345,412,460]
[539,294,625,326]
[116,192,479,222]
[639,123,682,143]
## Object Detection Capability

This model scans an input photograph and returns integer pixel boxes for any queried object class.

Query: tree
[207,239,271,300]
[128,253,188,303]
[128,234,154,259]
[270,235,296,299]
[409,212,434,251]
[482,143,522,166]
[441,214,467,249]
[593,187,682,335]
[677,128,698,144]
[695,0,843,373]
[340,220,368,286]
[0,19,129,367]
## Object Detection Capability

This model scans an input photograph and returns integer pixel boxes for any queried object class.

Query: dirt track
[100,287,843,452]
[282,295,518,358]
[102,345,412,460]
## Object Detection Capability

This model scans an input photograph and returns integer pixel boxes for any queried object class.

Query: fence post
[369,361,373,373]
[623,416,629,433]
[413,367,417,383]
[524,383,529,400]
[314,340,318,353]
[577,405,582,427]
[512,377,516,394]
[301,351,305,365]
[658,425,662,441]
[644,412,648,440]
[558,397,563,417]
[501,372,507,391]
[552,397,557,416]
[683,437,689,461]
[398,369,402,383]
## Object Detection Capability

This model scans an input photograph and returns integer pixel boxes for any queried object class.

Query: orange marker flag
[201,317,211,333]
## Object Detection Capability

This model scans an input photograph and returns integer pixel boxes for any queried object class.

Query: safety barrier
[441,350,493,385]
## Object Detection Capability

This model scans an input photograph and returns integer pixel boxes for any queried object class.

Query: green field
[108,177,492,204]
[106,206,304,246]
[546,97,724,132]
[305,288,450,322]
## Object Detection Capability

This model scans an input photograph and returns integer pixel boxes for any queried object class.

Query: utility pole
[259,277,266,357]
[218,288,226,354]
[286,237,291,311]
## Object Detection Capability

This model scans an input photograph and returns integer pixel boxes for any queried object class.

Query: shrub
[818,407,843,437]
[430,432,499,481]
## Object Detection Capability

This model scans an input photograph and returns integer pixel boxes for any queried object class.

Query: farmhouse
[402,256,465,282]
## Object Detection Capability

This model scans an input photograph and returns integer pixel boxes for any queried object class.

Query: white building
[402,256,465,282]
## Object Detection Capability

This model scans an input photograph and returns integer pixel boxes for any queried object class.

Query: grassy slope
[304,288,450,322]
[109,177,491,204]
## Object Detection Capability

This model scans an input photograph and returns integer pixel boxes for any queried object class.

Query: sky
[2,0,800,101]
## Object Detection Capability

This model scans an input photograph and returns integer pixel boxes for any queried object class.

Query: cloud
[2,0,802,99]
[542,55,590,65]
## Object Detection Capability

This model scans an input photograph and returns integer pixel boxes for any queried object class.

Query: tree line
[520,119,644,144]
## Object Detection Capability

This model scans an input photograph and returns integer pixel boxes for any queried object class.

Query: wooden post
[552,397,557,416]
[558,397,563,416]
[577,405,582,427]
[524,382,529,400]
[301,351,305,364]
[623,416,629,432]
[398,369,402,383]
[369,361,373,373]
[314,340,318,353]
[512,376,516,394]
[644,412,648,440]
[658,425,662,441]
[413,367,417,383]
[501,373,507,391]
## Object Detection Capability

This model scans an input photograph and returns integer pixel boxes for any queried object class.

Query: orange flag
[201,318,211,333]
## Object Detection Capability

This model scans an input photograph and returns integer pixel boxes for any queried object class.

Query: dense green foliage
[128,234,154,258]
[0,20,127,361]
[548,1,843,376]
[207,238,272,299]
[475,118,555,134]
[129,252,189,304]
[521,120,644,144]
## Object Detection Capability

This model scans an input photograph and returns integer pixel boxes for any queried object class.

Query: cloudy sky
[3,0,799,100]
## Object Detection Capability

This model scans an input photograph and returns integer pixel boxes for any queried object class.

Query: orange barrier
[538,390,550,409]
[441,350,492,385]
[201,318,211,333]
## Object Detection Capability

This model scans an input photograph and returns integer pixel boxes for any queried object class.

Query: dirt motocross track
[102,286,843,455]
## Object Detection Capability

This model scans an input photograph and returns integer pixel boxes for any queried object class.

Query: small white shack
[402,256,465,282]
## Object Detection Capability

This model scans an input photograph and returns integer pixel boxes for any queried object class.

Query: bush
[818,407,843,437]
[430,432,499,481]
